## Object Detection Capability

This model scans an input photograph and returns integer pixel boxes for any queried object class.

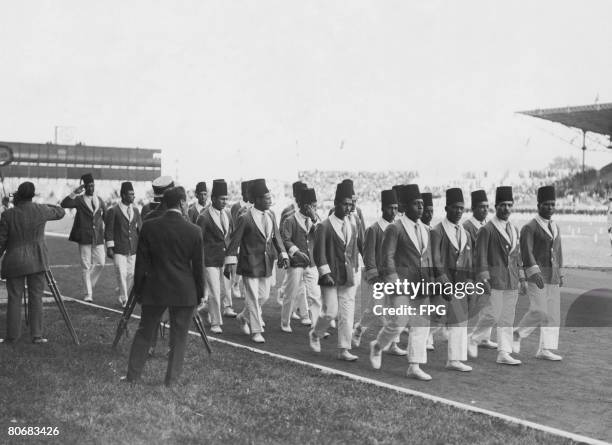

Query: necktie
[127,205,133,222]
[342,219,349,245]
[220,210,228,235]
[548,220,554,238]
[415,223,424,252]
[505,222,513,246]
[262,211,270,239]
[455,225,461,248]
[305,216,310,233]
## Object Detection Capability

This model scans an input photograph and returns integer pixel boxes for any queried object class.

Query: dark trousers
[6,272,46,340]
[127,305,195,385]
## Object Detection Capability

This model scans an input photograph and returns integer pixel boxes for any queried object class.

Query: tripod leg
[44,271,80,345]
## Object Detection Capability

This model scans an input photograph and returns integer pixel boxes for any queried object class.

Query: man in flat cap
[464,190,497,349]
[368,184,434,380]
[469,186,526,365]
[309,181,362,362]
[0,182,65,343]
[105,182,142,307]
[280,187,321,332]
[430,188,473,372]
[513,186,564,361]
[196,179,237,334]
[224,178,289,343]
[141,176,174,221]
[353,189,406,356]
[124,186,204,386]
[188,182,209,224]
[61,173,107,302]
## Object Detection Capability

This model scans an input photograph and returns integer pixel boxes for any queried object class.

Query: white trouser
[516,283,560,350]
[313,284,356,350]
[231,265,242,299]
[79,244,106,298]
[205,267,232,327]
[471,289,518,354]
[376,295,430,364]
[239,276,272,334]
[281,266,321,325]
[278,267,309,314]
[113,253,135,303]
[446,295,468,361]
[467,292,493,341]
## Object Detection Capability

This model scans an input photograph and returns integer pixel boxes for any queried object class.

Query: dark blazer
[0,202,65,278]
[380,219,433,297]
[104,204,142,255]
[188,203,210,225]
[475,220,524,290]
[226,209,286,278]
[520,218,563,285]
[230,201,248,225]
[363,221,385,282]
[133,211,204,306]
[61,194,106,245]
[430,222,473,284]
[196,207,233,268]
[281,212,316,268]
[313,218,358,287]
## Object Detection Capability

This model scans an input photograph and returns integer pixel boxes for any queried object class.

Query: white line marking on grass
[57,296,610,445]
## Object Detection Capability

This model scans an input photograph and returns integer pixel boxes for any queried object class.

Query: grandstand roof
[518,102,612,136]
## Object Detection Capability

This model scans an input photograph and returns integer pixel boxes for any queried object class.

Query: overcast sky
[1,1,612,185]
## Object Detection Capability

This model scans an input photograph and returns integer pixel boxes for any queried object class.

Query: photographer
[0,182,65,344]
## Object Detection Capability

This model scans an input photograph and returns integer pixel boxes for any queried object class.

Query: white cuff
[317,264,331,276]
[106,241,115,248]
[525,265,541,278]
[225,255,237,265]
[281,252,289,260]
[385,273,399,283]
[288,246,299,257]
[477,271,490,281]
[519,268,526,279]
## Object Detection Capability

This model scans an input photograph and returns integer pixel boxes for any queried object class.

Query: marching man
[368,184,433,381]
[105,181,142,307]
[309,181,360,361]
[280,187,321,332]
[513,185,564,361]
[224,178,289,343]
[430,188,473,372]
[188,182,208,224]
[469,186,526,365]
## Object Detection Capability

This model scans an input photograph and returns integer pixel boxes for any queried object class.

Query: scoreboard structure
[0,141,161,181]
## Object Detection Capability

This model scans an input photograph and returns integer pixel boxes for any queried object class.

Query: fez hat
[341,179,355,196]
[211,179,228,197]
[446,188,464,206]
[471,190,488,206]
[195,182,207,194]
[240,181,249,198]
[292,181,307,198]
[421,192,433,207]
[15,181,35,200]
[335,182,353,201]
[152,176,175,198]
[250,178,269,198]
[81,173,94,185]
[120,182,133,195]
[398,184,421,204]
[495,186,513,205]
[537,186,556,203]
[381,189,398,207]
[299,187,317,204]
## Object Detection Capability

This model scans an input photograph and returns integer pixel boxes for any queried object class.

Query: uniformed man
[430,188,473,372]
[309,181,360,361]
[0,182,65,343]
[513,185,564,361]
[141,176,174,221]
[105,181,142,307]
[188,182,209,224]
[61,173,106,302]
[368,184,433,381]
[224,178,289,343]
[469,186,526,365]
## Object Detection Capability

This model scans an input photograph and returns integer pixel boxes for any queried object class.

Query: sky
[1,1,612,186]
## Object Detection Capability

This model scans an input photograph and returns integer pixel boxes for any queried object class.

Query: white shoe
[84,296,93,302]
[512,332,521,354]
[479,339,498,349]
[300,318,312,326]
[210,325,223,334]
[496,351,522,365]
[291,312,301,320]
[369,341,382,370]
[388,343,407,356]
[222,308,237,318]
[252,333,265,343]
[237,314,251,336]
[446,360,472,372]
[308,329,321,353]
[467,340,478,358]
[280,323,293,333]
[337,350,358,362]
[406,365,432,381]
[351,324,366,348]
[536,349,563,361]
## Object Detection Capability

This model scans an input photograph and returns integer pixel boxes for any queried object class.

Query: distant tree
[547,156,581,171]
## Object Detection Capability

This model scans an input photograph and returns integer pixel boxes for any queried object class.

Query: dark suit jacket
[188,203,210,224]
[281,212,316,268]
[430,222,473,284]
[226,209,286,278]
[475,220,524,290]
[104,204,142,255]
[363,222,385,282]
[61,194,106,245]
[0,202,65,278]
[520,218,563,284]
[196,207,233,268]
[313,218,358,287]
[133,211,204,306]
[230,201,248,225]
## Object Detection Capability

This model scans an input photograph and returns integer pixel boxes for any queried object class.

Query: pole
[582,131,587,189]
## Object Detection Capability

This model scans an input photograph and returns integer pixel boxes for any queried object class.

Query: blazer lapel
[398,220,421,256]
